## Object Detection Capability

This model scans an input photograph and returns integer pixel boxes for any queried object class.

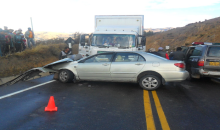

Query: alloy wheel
[142,77,158,88]
[59,71,68,82]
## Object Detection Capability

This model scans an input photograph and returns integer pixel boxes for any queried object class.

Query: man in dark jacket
[14,32,24,52]
[169,47,185,61]
[157,47,166,58]
[148,48,161,56]
[59,47,73,60]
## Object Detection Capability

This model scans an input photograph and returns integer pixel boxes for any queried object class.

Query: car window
[113,53,145,62]
[138,56,145,61]
[181,47,188,54]
[207,47,220,57]
[84,53,113,63]
[191,46,203,56]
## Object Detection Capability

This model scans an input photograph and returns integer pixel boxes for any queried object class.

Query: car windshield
[207,47,220,57]
[92,34,135,48]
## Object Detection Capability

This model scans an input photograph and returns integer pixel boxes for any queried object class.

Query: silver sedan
[38,51,189,90]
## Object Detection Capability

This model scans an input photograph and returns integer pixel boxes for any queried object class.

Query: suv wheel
[59,70,74,83]
[139,75,161,90]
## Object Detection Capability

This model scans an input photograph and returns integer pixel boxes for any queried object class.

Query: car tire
[58,69,74,83]
[139,75,161,90]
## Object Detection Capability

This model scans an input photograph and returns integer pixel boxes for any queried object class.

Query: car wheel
[58,70,74,83]
[139,75,161,90]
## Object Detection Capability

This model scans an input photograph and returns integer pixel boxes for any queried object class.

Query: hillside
[0,43,79,78]
[145,17,220,51]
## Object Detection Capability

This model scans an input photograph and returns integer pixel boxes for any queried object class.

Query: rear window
[207,47,220,57]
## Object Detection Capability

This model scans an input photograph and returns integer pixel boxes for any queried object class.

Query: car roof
[195,45,220,47]
[97,51,146,54]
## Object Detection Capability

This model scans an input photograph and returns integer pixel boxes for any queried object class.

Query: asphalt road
[0,75,220,130]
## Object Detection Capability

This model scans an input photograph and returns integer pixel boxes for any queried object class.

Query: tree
[144,31,154,37]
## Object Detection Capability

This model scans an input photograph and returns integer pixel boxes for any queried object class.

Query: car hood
[43,58,73,68]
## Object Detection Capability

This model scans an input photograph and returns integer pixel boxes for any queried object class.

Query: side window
[84,53,113,63]
[138,56,146,62]
[192,47,203,56]
[114,53,145,62]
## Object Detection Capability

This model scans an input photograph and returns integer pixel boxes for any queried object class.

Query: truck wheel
[139,75,161,90]
[58,70,74,83]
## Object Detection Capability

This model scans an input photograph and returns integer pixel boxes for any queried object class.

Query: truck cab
[79,15,146,57]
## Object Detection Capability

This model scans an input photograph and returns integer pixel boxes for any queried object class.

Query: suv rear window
[207,47,220,57]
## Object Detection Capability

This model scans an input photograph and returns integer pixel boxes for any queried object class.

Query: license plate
[209,62,220,66]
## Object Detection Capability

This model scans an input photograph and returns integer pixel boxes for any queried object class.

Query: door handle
[102,63,109,66]
[135,63,143,65]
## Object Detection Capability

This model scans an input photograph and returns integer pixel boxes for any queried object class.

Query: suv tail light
[174,63,185,69]
[197,59,204,66]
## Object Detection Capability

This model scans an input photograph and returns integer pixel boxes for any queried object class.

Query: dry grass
[0,43,79,78]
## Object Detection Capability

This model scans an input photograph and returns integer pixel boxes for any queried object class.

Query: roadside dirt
[0,43,78,79]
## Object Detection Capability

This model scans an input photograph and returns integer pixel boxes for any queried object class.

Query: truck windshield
[92,34,135,48]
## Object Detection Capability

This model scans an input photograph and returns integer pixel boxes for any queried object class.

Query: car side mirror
[141,37,146,46]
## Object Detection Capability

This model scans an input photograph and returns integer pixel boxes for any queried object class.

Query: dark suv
[186,45,220,79]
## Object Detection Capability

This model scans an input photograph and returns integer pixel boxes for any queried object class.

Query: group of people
[148,46,184,61]
[0,26,35,56]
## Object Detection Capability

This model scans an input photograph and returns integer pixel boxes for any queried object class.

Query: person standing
[169,47,185,61]
[8,29,16,53]
[157,47,169,59]
[59,47,73,60]
[157,47,166,57]
[14,31,24,52]
[0,28,4,56]
[25,27,35,48]
[18,28,26,50]
[4,26,8,31]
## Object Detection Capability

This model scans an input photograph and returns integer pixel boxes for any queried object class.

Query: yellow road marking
[152,91,170,130]
[143,90,156,130]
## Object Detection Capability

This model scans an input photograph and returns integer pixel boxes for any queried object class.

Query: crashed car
[35,52,189,90]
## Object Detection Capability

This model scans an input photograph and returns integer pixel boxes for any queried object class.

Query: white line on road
[0,80,56,100]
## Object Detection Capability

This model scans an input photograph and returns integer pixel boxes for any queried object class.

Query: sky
[1,0,220,33]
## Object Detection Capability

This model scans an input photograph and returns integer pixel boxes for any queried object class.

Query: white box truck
[79,15,146,57]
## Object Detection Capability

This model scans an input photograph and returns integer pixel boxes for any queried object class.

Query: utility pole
[30,17,36,45]
[30,17,34,31]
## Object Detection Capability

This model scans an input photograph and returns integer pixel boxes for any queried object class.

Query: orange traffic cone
[45,96,58,112]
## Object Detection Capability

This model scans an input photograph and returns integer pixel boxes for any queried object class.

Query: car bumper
[162,70,189,82]
[192,67,220,77]
[199,69,220,77]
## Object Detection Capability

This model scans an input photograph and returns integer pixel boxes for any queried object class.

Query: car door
[188,46,203,76]
[110,52,145,82]
[185,47,195,71]
[76,53,114,81]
